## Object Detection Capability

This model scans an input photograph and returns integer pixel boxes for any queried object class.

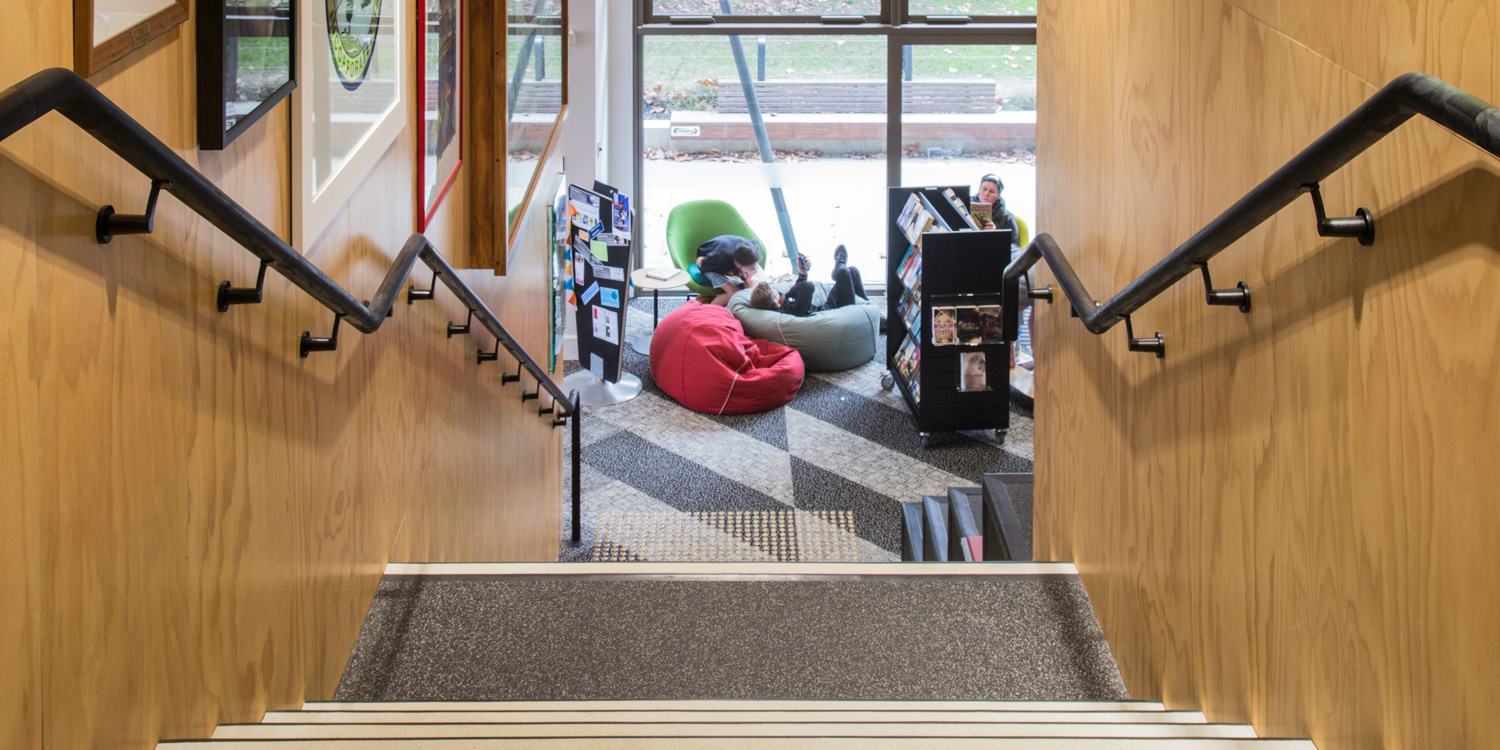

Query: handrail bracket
[447,310,474,338]
[408,270,439,303]
[1029,283,1055,304]
[1125,315,1166,359]
[1304,183,1375,246]
[300,314,343,358]
[217,258,274,312]
[478,340,501,365]
[1193,261,1251,313]
[97,179,170,244]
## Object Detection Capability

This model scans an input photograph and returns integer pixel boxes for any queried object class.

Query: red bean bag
[650,301,804,415]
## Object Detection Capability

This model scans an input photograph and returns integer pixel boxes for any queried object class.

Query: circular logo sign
[325,0,384,90]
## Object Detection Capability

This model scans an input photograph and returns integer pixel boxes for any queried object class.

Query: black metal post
[570,391,582,544]
[721,0,800,270]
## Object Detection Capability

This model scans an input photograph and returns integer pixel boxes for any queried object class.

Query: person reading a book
[977,174,1023,257]
[749,245,867,317]
[692,235,763,306]
[978,174,1035,371]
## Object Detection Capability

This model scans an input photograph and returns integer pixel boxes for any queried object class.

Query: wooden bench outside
[718,79,995,114]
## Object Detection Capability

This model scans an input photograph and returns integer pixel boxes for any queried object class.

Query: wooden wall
[1034,1,1500,748]
[0,2,564,748]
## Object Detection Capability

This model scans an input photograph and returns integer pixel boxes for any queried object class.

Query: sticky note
[590,240,608,261]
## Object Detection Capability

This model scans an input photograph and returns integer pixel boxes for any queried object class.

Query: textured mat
[563,294,1035,561]
[595,510,860,562]
[335,574,1128,702]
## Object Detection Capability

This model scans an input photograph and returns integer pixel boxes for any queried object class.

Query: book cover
[977,305,1004,344]
[955,306,984,345]
[958,351,989,392]
[942,188,980,230]
[970,201,993,226]
[932,307,958,346]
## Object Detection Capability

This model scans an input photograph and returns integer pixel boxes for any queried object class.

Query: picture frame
[415,0,463,231]
[74,0,190,77]
[197,0,297,151]
[292,0,408,249]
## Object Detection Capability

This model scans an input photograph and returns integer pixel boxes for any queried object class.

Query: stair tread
[161,737,1318,748]
[381,562,1076,577]
[300,700,1169,712]
[262,710,1210,724]
[212,721,1258,739]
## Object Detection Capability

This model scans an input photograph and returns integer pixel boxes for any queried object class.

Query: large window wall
[636,2,1036,282]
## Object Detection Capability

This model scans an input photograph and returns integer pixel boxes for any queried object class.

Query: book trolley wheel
[918,432,931,449]
[881,372,895,391]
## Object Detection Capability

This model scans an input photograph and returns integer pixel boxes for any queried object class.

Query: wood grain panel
[0,0,564,747]
[1036,1,1500,749]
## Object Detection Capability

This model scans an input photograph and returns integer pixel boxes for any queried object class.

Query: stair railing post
[571,391,582,545]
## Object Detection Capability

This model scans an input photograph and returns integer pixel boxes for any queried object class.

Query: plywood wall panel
[1037,1,1500,748]
[0,0,564,748]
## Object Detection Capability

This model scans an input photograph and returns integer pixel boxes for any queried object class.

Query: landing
[333,564,1126,703]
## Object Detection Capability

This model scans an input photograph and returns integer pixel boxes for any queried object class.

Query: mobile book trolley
[884,186,1013,448]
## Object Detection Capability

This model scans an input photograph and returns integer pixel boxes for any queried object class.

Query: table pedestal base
[562,370,643,405]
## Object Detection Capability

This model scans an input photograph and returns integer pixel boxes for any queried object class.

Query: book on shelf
[899,289,922,338]
[942,188,980,230]
[958,351,990,392]
[955,306,984,346]
[977,305,1004,344]
[916,193,952,232]
[897,244,920,286]
[932,307,958,346]
[899,248,922,290]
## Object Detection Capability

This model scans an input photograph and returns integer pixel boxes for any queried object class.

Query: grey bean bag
[729,283,880,372]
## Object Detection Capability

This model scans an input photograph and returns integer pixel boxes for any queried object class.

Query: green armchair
[665,200,767,296]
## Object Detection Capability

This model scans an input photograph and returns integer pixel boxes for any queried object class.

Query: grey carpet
[334,575,1128,702]
[562,294,1036,561]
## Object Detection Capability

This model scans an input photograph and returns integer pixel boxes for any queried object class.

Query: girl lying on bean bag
[649,301,805,415]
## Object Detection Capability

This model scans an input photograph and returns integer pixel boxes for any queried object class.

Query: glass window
[899,44,1035,241]
[906,1,1037,15]
[507,0,564,215]
[648,0,880,18]
[642,34,887,281]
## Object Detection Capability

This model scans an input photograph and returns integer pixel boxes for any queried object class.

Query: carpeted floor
[561,294,1036,562]
[334,574,1128,702]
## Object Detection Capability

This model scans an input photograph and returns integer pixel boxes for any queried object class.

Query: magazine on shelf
[932,307,958,346]
[955,306,984,346]
[942,188,980,230]
[900,250,922,290]
[958,351,989,392]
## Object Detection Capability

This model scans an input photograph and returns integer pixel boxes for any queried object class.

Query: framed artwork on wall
[415,0,462,231]
[292,0,407,249]
[74,0,190,76]
[197,0,297,151]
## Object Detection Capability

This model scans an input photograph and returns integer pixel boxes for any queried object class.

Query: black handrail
[1,67,585,536]
[1002,72,1500,353]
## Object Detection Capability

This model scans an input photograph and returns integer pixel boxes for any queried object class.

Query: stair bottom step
[212,722,1257,740]
[262,709,1211,725]
[165,737,1317,749]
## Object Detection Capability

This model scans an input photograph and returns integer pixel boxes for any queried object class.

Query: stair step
[380,562,1077,576]
[264,710,1210,725]
[947,487,984,561]
[161,737,1318,748]
[981,473,1032,561]
[900,502,925,561]
[300,700,1167,713]
[921,495,950,561]
[211,722,1257,740]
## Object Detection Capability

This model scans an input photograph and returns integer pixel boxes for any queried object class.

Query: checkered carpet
[562,295,1034,562]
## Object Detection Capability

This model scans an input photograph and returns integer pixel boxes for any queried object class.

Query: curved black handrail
[1002,72,1500,349]
[0,67,576,419]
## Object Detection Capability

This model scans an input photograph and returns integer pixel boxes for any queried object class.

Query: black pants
[781,263,866,317]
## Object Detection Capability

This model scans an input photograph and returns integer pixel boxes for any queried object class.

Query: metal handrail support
[0,67,577,419]
[1001,72,1500,344]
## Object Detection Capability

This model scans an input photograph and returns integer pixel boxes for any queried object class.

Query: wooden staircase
[163,699,1313,748]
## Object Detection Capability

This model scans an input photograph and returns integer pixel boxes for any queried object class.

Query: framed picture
[292,0,407,248]
[74,0,190,76]
[197,0,297,151]
[415,0,462,230]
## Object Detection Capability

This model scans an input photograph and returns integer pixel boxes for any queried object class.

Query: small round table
[629,267,691,356]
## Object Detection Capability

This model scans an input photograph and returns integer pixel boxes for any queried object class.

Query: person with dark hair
[749,245,867,317]
[977,174,1023,257]
[693,235,763,305]
[979,174,1034,370]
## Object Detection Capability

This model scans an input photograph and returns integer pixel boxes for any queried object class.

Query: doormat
[592,510,859,562]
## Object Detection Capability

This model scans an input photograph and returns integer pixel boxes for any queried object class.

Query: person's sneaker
[833,244,849,266]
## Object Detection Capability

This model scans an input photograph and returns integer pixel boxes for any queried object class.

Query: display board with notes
[569,184,633,383]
